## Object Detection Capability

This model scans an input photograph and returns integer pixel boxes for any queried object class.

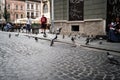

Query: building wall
[84,0,106,19]
[0,0,5,22]
[25,0,41,18]
[6,0,25,22]
[52,0,107,36]
[24,0,50,24]
[54,0,68,20]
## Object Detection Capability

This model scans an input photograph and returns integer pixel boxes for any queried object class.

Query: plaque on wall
[69,0,84,21]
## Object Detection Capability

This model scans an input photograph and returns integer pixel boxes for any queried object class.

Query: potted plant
[31,23,40,34]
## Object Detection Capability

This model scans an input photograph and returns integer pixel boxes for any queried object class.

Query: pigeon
[43,32,47,37]
[35,37,38,42]
[71,36,75,42]
[56,27,62,35]
[99,41,102,45]
[54,34,57,40]
[107,52,119,64]
[50,39,54,46]
[9,33,11,38]
[50,34,57,46]
[63,35,65,39]
[15,33,19,37]
[28,36,30,38]
[71,36,76,47]
[85,36,90,45]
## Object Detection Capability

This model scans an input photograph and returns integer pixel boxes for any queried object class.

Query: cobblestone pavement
[0,32,120,80]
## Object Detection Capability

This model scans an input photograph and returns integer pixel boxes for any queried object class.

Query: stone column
[40,0,44,17]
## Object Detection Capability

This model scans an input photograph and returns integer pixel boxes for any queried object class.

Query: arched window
[43,4,48,13]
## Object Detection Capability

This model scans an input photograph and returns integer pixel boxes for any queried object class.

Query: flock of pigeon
[8,28,119,65]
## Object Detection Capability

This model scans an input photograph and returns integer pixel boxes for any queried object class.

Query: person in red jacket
[40,15,47,33]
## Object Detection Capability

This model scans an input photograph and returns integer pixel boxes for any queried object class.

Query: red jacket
[41,17,47,24]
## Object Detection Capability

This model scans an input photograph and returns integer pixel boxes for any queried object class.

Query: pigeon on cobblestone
[85,36,90,45]
[99,41,102,45]
[9,33,11,38]
[43,32,47,37]
[71,36,74,42]
[15,33,19,37]
[50,34,57,46]
[50,39,54,46]
[50,28,62,46]
[71,36,76,47]
[107,52,119,64]
[35,37,38,42]
[63,35,65,39]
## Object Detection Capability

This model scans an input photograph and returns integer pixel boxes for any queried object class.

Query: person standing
[40,15,47,34]
[26,16,32,33]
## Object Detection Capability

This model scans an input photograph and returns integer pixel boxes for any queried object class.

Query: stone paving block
[0,31,120,80]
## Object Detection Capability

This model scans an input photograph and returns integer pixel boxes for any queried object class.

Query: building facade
[0,0,5,23]
[0,0,50,24]
[25,0,50,23]
[25,0,41,19]
[51,0,120,36]
[6,0,26,22]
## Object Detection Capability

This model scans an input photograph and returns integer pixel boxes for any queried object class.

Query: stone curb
[81,45,120,53]
[24,34,120,53]
[24,35,72,44]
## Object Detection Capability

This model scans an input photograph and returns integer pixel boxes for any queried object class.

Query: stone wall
[54,19,106,36]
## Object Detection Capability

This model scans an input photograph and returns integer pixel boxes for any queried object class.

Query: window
[16,5,18,10]
[43,4,48,13]
[0,6,1,10]
[27,12,30,17]
[36,13,38,17]
[36,4,38,10]
[21,6,23,10]
[31,12,34,18]
[71,25,79,31]
[16,14,18,19]
[31,4,34,9]
[21,14,23,18]
[27,4,29,9]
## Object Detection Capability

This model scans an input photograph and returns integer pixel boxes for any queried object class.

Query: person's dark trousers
[27,24,31,33]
